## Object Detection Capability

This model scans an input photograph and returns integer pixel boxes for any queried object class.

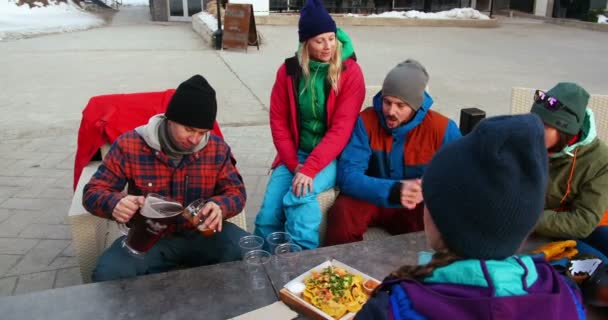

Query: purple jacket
[356,256,585,320]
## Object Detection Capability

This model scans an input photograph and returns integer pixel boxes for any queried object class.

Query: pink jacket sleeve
[269,64,300,172]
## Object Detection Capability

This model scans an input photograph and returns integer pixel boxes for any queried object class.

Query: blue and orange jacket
[337,92,461,207]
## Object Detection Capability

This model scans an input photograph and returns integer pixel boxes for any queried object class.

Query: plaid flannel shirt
[83,130,246,233]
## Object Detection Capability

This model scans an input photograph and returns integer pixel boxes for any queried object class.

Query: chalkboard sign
[223,3,259,51]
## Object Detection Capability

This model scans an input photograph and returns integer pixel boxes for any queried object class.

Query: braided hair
[391,250,461,281]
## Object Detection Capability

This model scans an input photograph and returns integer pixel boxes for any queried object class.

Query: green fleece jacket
[298,28,355,153]
[535,109,608,238]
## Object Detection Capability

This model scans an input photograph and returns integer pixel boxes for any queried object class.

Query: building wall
[590,0,607,10]
[151,0,169,21]
[493,0,510,10]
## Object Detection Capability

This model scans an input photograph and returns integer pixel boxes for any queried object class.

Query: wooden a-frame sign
[222,3,260,51]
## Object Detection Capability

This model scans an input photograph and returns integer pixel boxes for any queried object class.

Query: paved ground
[0,6,606,296]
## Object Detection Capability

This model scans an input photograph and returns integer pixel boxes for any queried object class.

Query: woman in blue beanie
[253,0,365,249]
[356,114,585,320]
[531,82,608,259]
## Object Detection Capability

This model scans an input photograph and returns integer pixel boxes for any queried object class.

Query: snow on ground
[197,7,488,32]
[121,0,148,6]
[197,11,219,31]
[0,0,104,40]
[598,14,607,24]
[347,8,490,20]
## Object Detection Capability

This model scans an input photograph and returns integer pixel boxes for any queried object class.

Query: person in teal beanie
[254,0,365,249]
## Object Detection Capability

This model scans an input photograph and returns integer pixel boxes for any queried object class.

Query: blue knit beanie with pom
[298,0,337,42]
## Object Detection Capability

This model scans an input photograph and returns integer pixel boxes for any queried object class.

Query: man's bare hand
[112,195,145,223]
[400,179,423,209]
[194,201,223,232]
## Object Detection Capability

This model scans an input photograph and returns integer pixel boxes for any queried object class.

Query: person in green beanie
[531,82,608,257]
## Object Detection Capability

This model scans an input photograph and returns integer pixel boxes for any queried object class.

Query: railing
[392,0,466,11]
[269,0,466,13]
[269,0,304,12]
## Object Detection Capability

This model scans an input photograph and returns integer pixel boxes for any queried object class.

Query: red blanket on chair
[73,89,223,190]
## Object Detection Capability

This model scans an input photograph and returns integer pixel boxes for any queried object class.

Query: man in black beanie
[83,75,248,282]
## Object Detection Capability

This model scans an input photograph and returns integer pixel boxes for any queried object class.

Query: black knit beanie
[422,114,549,260]
[165,75,217,129]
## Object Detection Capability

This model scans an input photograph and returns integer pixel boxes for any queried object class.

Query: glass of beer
[183,198,217,237]
[121,194,183,257]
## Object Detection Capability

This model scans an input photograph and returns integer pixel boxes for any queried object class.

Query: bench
[318,86,608,247]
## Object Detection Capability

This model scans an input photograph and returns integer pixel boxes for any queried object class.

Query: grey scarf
[135,115,210,165]
[158,119,191,164]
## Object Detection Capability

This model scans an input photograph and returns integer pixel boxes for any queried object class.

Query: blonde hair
[298,39,343,94]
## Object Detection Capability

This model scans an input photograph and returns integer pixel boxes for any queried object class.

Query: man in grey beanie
[325,59,461,245]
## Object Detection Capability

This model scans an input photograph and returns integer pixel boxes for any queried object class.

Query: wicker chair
[510,87,607,141]
[69,159,247,283]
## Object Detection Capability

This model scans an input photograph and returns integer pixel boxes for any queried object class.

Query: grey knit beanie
[381,59,429,111]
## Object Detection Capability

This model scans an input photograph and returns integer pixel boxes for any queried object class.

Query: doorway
[168,0,203,21]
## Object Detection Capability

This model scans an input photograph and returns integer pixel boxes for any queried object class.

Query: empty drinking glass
[274,243,302,282]
[239,235,264,258]
[243,250,271,290]
[266,231,292,254]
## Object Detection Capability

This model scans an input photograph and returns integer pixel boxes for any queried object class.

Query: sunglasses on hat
[534,90,566,111]
[534,90,579,122]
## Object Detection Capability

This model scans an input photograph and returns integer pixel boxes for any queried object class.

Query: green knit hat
[530,82,589,135]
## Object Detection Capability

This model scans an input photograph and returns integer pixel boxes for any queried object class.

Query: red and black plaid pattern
[83,131,246,233]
